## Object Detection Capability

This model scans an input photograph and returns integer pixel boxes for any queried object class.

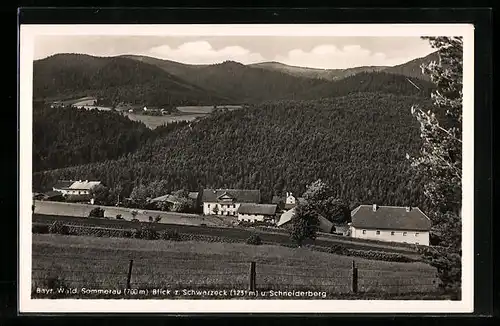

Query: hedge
[32,222,418,262]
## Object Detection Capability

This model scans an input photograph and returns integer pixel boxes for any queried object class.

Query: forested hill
[33,103,188,172]
[288,71,435,101]
[34,92,433,211]
[124,59,329,103]
[33,54,231,106]
[35,54,435,106]
[250,61,387,81]
[383,51,439,81]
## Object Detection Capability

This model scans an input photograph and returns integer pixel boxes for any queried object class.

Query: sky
[34,35,435,69]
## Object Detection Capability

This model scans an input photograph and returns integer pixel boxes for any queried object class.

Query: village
[33,179,431,247]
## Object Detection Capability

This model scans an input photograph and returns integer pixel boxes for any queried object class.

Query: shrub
[116,214,123,220]
[89,207,105,218]
[134,224,159,240]
[154,215,162,223]
[48,221,70,235]
[419,246,461,295]
[329,244,348,255]
[131,218,140,222]
[32,223,49,234]
[159,229,181,241]
[246,234,262,245]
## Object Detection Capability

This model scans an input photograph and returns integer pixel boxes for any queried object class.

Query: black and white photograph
[19,23,474,313]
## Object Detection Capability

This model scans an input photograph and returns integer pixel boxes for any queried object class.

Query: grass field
[31,234,440,299]
[124,112,207,129]
[34,201,223,226]
[33,213,421,257]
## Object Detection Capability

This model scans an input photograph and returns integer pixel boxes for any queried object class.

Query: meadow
[124,112,206,129]
[33,201,221,226]
[31,234,440,299]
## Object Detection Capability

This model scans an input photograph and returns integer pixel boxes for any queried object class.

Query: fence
[31,252,440,299]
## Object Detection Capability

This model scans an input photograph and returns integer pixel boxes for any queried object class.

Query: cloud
[148,41,265,64]
[274,44,412,69]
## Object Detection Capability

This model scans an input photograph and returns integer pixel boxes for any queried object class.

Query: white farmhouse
[349,204,431,246]
[52,180,102,196]
[202,189,261,216]
[237,204,277,223]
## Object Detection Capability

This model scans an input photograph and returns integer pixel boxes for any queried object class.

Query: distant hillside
[383,52,439,80]
[250,61,387,81]
[250,52,439,81]
[34,92,433,210]
[33,53,232,106]
[289,71,435,101]
[123,57,328,103]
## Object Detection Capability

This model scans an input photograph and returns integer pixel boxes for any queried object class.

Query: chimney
[372,204,378,212]
[406,206,412,212]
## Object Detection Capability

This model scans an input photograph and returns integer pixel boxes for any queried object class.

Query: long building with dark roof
[349,204,431,246]
[237,203,277,223]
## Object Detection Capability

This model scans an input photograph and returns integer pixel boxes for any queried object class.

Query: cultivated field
[124,112,206,129]
[32,234,440,299]
[33,201,223,226]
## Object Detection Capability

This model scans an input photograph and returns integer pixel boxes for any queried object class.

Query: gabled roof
[351,205,431,231]
[69,181,101,190]
[237,204,277,215]
[277,207,295,226]
[202,189,261,203]
[149,194,177,203]
[188,192,199,200]
[53,180,74,190]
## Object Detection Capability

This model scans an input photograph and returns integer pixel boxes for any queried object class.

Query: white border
[19,24,475,314]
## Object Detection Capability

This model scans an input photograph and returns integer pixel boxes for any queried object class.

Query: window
[362,230,366,234]
[403,232,407,236]
[391,231,395,236]
[376,230,380,235]
[415,232,419,237]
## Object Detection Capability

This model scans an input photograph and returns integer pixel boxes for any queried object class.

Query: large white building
[201,189,261,216]
[52,180,102,196]
[349,204,431,246]
[237,204,277,223]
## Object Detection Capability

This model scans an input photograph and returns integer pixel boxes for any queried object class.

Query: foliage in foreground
[408,36,463,295]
